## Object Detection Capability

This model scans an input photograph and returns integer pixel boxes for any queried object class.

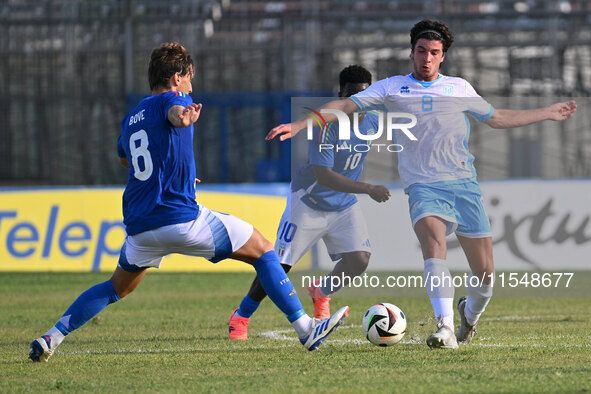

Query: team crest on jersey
[442,85,454,96]
[365,129,376,145]
[399,86,410,94]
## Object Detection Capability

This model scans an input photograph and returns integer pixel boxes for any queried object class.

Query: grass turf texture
[1,272,590,393]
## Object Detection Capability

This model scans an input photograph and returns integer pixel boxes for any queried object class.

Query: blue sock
[252,251,305,323]
[236,295,260,318]
[55,280,120,335]
[319,274,342,296]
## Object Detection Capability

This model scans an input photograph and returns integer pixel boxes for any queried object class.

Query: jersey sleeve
[464,80,494,122]
[350,78,390,111]
[308,122,338,168]
[161,92,193,123]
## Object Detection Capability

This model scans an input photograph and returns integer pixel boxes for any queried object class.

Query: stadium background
[1,0,590,272]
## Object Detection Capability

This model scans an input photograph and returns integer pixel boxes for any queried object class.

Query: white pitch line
[481,315,578,322]
[258,322,591,348]
[57,340,590,356]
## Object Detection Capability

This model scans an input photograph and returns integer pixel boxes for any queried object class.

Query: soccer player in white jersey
[28,43,349,362]
[229,66,391,340]
[266,20,577,349]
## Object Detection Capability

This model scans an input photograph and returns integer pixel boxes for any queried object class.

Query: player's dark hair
[410,19,454,53]
[339,65,372,91]
[148,43,194,90]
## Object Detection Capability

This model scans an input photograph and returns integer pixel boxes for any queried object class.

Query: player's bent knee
[354,252,371,273]
[248,228,273,252]
[421,237,447,259]
[232,228,274,264]
[342,251,371,276]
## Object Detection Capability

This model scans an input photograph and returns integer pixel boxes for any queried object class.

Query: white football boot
[29,335,57,362]
[456,296,477,344]
[301,306,349,351]
[426,320,458,349]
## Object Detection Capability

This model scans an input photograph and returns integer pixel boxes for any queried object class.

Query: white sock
[291,314,313,338]
[44,326,66,348]
[424,258,454,329]
[465,273,493,326]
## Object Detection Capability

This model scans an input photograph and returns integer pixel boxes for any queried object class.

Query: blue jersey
[291,111,380,211]
[117,91,199,235]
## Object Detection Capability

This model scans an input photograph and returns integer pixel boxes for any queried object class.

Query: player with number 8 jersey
[28,43,349,363]
[118,91,199,236]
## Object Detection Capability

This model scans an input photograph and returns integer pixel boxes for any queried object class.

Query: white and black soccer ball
[362,303,407,346]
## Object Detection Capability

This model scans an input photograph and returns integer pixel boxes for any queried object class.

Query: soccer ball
[362,303,407,346]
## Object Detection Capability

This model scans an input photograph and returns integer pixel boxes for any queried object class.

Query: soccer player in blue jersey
[29,43,348,362]
[266,20,577,349]
[229,66,391,340]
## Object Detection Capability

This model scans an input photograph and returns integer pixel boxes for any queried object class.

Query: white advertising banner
[311,179,591,272]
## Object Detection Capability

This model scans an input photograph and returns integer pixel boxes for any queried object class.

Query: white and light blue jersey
[351,73,494,187]
[117,91,199,235]
[291,111,380,211]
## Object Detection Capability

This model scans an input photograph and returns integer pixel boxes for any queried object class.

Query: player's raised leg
[414,216,458,349]
[232,228,348,350]
[307,251,370,319]
[456,235,494,343]
[29,264,147,362]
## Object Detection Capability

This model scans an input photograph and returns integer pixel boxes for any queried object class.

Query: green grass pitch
[1,272,590,392]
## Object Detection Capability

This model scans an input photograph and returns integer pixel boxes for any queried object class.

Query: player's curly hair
[410,19,454,53]
[339,65,372,91]
[148,43,194,90]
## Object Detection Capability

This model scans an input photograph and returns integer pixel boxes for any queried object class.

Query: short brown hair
[410,20,454,53]
[148,43,194,90]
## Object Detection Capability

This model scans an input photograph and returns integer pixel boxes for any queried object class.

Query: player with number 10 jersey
[271,110,381,283]
[290,110,381,212]
[229,66,391,340]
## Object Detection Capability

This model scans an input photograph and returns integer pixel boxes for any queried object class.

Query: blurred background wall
[1,0,591,186]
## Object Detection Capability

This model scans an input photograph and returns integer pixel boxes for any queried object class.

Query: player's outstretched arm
[312,165,391,203]
[168,103,203,128]
[266,98,360,141]
[485,100,576,129]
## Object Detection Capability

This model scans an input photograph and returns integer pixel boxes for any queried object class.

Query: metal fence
[1,0,590,185]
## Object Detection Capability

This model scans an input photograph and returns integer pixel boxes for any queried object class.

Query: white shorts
[118,205,254,272]
[274,191,371,267]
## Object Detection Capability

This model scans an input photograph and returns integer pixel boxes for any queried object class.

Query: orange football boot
[228,309,249,340]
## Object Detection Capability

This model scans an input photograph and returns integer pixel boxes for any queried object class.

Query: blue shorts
[405,179,491,238]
